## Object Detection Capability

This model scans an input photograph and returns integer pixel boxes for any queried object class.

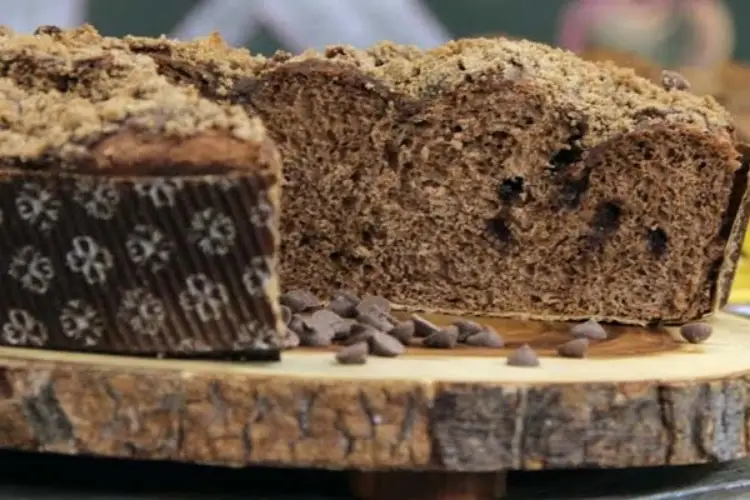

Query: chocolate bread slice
[13,26,749,325]
[0,69,283,358]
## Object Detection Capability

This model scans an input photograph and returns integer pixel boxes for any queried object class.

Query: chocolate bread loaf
[0,46,284,357]
[13,26,750,325]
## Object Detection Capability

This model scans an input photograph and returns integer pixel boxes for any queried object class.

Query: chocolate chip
[357,310,394,332]
[570,319,608,340]
[557,338,589,358]
[486,215,513,244]
[298,329,333,347]
[298,310,342,347]
[344,323,379,345]
[332,318,358,340]
[306,309,347,331]
[388,320,415,345]
[661,70,691,91]
[332,289,361,305]
[281,305,292,325]
[360,294,390,313]
[506,344,540,367]
[370,330,405,357]
[423,326,459,349]
[453,319,484,341]
[680,322,712,344]
[335,342,368,365]
[411,314,441,337]
[282,328,300,349]
[328,296,358,318]
[593,201,621,233]
[464,327,504,348]
[281,289,321,313]
[288,315,306,336]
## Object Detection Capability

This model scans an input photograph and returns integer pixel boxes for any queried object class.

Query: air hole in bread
[548,121,587,173]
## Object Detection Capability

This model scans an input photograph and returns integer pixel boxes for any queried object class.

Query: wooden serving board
[2,311,750,499]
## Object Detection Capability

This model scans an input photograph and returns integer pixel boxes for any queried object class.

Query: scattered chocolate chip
[593,201,621,233]
[370,330,406,357]
[288,315,306,336]
[281,305,292,325]
[344,323,379,345]
[357,310,394,332]
[332,289,361,305]
[661,70,691,92]
[464,327,504,348]
[304,309,340,327]
[359,294,390,313]
[335,342,369,365]
[486,215,513,245]
[388,320,416,345]
[506,344,540,367]
[283,328,300,349]
[423,326,459,349]
[411,314,441,337]
[332,318,358,340]
[281,289,321,313]
[328,296,358,318]
[680,322,712,344]
[298,309,342,347]
[557,338,589,358]
[298,329,333,347]
[570,319,608,340]
[453,319,484,342]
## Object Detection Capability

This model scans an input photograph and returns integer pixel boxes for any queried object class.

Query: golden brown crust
[90,130,278,174]
[0,69,266,170]
[2,25,734,149]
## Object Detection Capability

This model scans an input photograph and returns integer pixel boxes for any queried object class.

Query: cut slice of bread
[229,41,749,325]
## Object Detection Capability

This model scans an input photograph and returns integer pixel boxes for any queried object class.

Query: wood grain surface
[1,311,750,472]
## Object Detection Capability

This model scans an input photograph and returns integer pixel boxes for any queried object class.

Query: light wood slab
[0,311,748,475]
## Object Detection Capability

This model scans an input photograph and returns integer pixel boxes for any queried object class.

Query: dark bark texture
[0,359,747,471]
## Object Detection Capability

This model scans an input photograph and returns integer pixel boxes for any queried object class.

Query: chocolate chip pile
[280,288,714,366]
[280,289,505,364]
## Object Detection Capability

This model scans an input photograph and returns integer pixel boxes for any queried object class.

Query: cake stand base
[0,311,749,499]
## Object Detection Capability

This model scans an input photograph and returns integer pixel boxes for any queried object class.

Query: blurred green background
[85,0,750,63]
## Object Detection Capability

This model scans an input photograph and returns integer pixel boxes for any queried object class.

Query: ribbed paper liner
[0,170,281,360]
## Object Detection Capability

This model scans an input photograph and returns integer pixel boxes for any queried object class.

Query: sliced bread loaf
[18,26,748,325]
